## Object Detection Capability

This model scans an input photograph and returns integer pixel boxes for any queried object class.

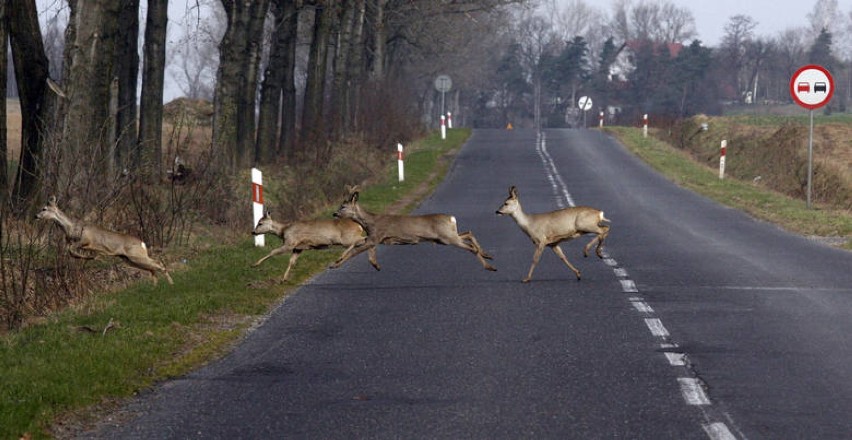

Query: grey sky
[556,0,838,46]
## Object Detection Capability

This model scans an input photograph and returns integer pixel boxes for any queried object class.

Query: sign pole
[789,64,833,209]
[807,110,814,209]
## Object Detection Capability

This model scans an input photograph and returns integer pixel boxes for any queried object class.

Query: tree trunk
[0,0,7,200]
[346,0,366,132]
[8,0,52,206]
[138,0,168,179]
[330,1,355,138]
[214,0,270,171]
[301,0,333,154]
[115,0,139,170]
[256,0,299,164]
[61,0,122,187]
[367,0,385,81]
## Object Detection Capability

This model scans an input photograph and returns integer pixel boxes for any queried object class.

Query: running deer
[496,186,610,282]
[251,210,366,281]
[329,189,496,271]
[36,196,173,285]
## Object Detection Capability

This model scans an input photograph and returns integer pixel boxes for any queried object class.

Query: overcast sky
[557,0,834,46]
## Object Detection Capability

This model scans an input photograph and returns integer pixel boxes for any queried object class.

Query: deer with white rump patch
[36,196,173,285]
[496,186,610,282]
[330,188,496,271]
[251,210,366,281]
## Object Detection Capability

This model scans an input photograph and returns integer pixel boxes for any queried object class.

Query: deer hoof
[522,278,531,283]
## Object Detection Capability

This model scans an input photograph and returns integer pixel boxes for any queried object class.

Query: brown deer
[36,196,173,285]
[329,189,496,271]
[496,186,610,282]
[251,210,366,281]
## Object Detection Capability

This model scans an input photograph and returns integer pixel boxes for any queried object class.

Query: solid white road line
[678,378,711,405]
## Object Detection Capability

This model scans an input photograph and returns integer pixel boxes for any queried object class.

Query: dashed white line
[664,351,687,366]
[631,300,654,314]
[644,318,670,338]
[614,267,628,278]
[620,279,638,293]
[703,422,738,440]
[678,378,711,405]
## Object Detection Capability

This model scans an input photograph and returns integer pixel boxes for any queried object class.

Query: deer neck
[509,204,534,233]
[52,210,83,239]
[350,207,377,235]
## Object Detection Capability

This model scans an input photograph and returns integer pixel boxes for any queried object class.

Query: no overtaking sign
[790,64,834,110]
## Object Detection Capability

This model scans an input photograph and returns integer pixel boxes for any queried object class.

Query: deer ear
[350,191,359,202]
[49,195,57,206]
[509,186,518,198]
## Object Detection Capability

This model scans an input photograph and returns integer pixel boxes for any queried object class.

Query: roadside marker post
[397,143,405,182]
[599,111,604,128]
[441,115,447,140]
[643,114,649,138]
[251,168,264,247]
[447,112,453,129]
[719,140,727,179]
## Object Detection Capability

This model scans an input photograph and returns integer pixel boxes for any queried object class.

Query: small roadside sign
[578,96,593,111]
[790,65,834,110]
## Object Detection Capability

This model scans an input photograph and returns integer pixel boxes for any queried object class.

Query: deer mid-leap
[251,210,366,281]
[36,196,173,285]
[329,189,496,271]
[496,186,610,282]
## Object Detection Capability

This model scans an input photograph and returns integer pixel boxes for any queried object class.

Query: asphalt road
[88,128,852,439]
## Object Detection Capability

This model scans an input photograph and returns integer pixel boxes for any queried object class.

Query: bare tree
[115,0,140,169]
[213,0,271,170]
[721,14,757,100]
[138,0,168,178]
[0,0,6,199]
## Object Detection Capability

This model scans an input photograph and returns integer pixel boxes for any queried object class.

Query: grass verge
[0,128,471,440]
[605,127,852,249]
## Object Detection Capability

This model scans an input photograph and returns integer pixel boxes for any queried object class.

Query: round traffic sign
[434,75,452,92]
[578,96,593,111]
[790,64,834,110]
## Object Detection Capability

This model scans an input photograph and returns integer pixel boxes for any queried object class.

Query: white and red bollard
[599,111,604,128]
[642,114,649,137]
[251,168,264,247]
[440,114,447,140]
[447,112,453,129]
[719,140,727,179]
[397,143,405,182]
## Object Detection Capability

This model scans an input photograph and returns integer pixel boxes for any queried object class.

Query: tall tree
[301,0,334,155]
[0,0,7,199]
[115,0,140,169]
[138,0,168,178]
[256,0,300,164]
[214,0,270,170]
[8,0,53,205]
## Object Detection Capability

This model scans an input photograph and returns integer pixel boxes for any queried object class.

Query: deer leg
[458,231,493,260]
[282,250,301,281]
[367,247,380,271]
[583,225,610,258]
[68,245,95,260]
[523,245,546,283]
[253,245,291,267]
[444,235,497,271]
[330,242,376,269]
[551,245,582,280]
[126,254,173,285]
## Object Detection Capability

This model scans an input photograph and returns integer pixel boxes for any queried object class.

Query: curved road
[88,128,852,439]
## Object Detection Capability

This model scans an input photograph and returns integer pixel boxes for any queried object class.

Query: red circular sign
[790,64,834,110]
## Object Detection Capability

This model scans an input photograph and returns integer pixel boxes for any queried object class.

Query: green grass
[0,128,471,439]
[606,127,852,247]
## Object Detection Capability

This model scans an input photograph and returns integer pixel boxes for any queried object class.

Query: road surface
[88,128,852,439]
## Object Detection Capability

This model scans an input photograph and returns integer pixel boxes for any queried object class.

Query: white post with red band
[251,168,264,247]
[447,112,453,129]
[599,111,604,128]
[719,140,727,179]
[440,114,447,140]
[642,114,648,137]
[397,143,405,182]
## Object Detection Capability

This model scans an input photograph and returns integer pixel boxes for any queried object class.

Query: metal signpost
[434,74,452,122]
[789,64,834,209]
[578,96,593,128]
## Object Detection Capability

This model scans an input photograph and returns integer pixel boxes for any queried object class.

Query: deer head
[252,209,277,236]
[496,186,521,216]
